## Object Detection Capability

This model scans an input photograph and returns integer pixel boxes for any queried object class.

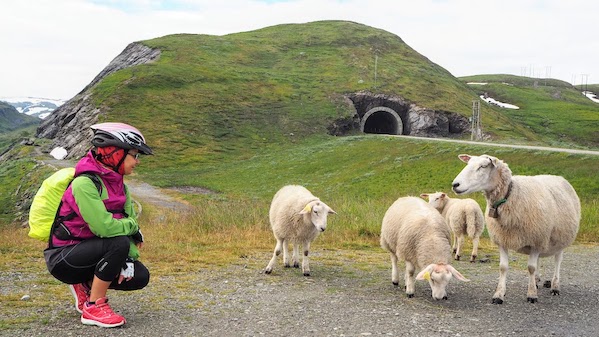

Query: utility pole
[471,100,482,141]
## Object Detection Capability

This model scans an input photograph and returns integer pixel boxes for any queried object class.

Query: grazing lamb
[380,196,469,300]
[264,185,336,276]
[420,192,485,262]
[452,154,580,304]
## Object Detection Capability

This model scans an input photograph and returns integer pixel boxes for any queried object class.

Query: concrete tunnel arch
[360,106,403,135]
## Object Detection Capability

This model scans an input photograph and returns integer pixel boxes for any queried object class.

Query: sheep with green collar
[452,154,580,304]
[264,185,336,276]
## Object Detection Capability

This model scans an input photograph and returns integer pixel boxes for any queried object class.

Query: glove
[120,259,135,279]
[131,229,144,243]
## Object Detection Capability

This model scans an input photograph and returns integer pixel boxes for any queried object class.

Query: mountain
[33,20,598,169]
[0,97,66,119]
[0,101,40,133]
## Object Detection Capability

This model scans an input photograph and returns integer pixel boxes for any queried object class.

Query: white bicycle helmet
[90,122,153,155]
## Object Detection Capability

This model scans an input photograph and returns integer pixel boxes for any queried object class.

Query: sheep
[420,192,485,262]
[451,154,580,304]
[264,185,336,276]
[380,196,469,300]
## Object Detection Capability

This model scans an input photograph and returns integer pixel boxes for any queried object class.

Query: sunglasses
[128,152,140,160]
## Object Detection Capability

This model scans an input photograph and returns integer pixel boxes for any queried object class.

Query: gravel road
[4,243,599,337]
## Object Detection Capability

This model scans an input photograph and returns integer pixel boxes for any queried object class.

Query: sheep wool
[264,185,336,276]
[420,192,485,262]
[380,196,469,300]
[452,154,581,304]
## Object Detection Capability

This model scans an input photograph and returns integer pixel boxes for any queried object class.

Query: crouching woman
[44,122,153,328]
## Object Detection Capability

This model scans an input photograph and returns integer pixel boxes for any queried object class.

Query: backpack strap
[48,173,103,248]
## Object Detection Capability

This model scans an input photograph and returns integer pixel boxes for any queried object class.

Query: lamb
[264,185,336,276]
[380,196,469,300]
[452,154,580,304]
[420,192,485,262]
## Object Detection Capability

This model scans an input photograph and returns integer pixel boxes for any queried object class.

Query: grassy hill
[461,74,599,147]
[89,20,543,175]
[0,101,39,133]
[1,20,598,248]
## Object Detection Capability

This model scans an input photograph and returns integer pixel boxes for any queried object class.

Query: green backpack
[28,168,102,241]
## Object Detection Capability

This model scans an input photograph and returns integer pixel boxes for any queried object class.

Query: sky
[2,0,598,100]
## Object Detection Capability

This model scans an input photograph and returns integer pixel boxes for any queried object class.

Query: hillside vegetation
[0,102,39,133]
[1,21,598,250]
[461,74,599,147]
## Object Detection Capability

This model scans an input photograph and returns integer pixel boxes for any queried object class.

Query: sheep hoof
[543,281,552,288]
[551,290,560,296]
[264,269,272,274]
[492,298,503,304]
[455,255,460,261]
[452,248,457,254]
[470,255,477,263]
[303,272,310,277]
[293,263,300,268]
[284,264,291,268]
[407,293,414,298]
[527,297,538,303]
[392,282,399,286]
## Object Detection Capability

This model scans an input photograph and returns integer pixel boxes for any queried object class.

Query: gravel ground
[6,156,599,336]
[3,243,599,337]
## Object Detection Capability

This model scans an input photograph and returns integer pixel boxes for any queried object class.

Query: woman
[44,122,153,328]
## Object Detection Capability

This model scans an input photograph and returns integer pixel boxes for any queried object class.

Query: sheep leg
[452,232,458,255]
[470,235,480,263]
[550,250,563,295]
[282,239,290,268]
[265,238,283,274]
[390,253,399,286]
[302,241,311,276]
[292,244,300,268]
[455,234,464,261]
[526,251,540,303]
[492,246,509,304]
[405,261,416,298]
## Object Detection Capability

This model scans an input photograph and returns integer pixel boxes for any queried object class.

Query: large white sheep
[420,192,485,262]
[264,185,336,276]
[452,154,580,304]
[380,196,469,300]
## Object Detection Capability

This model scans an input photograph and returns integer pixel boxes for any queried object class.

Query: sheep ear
[440,193,446,198]
[299,204,312,214]
[416,264,434,281]
[420,193,429,199]
[447,265,470,282]
[458,154,471,163]
[328,208,337,215]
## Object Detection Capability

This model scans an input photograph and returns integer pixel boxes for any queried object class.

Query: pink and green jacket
[51,150,141,260]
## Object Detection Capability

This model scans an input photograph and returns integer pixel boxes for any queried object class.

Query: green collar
[493,182,513,208]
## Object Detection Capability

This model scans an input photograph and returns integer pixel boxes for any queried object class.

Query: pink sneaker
[68,283,90,314]
[81,297,126,328]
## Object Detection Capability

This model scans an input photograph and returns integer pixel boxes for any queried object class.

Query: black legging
[44,236,149,290]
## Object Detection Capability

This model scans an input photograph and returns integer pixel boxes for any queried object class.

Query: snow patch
[480,95,519,109]
[50,147,68,160]
[583,91,599,103]
[467,82,488,85]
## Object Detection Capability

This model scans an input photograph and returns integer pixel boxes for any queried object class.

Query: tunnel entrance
[360,107,403,135]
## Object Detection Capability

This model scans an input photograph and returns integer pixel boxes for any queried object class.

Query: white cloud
[1,0,597,99]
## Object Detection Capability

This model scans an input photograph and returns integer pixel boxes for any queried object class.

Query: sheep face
[420,192,447,212]
[452,154,498,195]
[299,201,336,232]
[416,264,470,300]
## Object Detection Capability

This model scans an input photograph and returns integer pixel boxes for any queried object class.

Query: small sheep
[264,185,336,276]
[452,154,580,304]
[380,196,469,300]
[420,192,485,262]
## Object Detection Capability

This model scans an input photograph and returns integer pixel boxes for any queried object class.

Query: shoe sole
[81,317,126,328]
[68,285,83,314]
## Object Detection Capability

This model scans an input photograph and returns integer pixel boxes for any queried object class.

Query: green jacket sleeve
[71,176,139,239]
